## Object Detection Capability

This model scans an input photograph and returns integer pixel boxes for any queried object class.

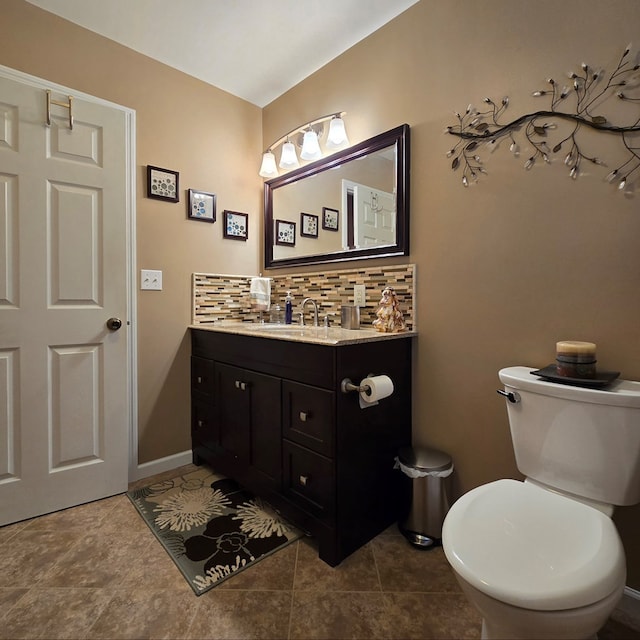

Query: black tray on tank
[531,365,620,389]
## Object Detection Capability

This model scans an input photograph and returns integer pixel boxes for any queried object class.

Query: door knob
[106,317,123,331]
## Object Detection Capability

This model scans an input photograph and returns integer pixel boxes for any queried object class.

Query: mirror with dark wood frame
[264,124,410,269]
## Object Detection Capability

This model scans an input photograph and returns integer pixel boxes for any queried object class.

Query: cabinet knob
[235,380,248,390]
[299,475,309,486]
[299,411,310,422]
[197,376,202,384]
[197,419,203,428]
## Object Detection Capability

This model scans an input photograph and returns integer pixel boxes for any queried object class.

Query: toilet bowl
[443,479,626,639]
[455,573,623,640]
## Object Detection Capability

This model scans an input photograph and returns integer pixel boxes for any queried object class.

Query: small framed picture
[188,189,216,222]
[147,165,179,202]
[322,207,339,231]
[300,212,319,238]
[223,210,248,240]
[275,219,296,246]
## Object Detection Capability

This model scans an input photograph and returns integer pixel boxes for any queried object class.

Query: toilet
[442,366,640,640]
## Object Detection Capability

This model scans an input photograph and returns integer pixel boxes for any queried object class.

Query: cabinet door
[191,357,218,450]
[216,363,282,490]
[191,356,215,396]
[191,397,218,450]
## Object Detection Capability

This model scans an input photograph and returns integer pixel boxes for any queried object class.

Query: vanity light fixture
[300,129,322,160]
[259,112,348,178]
[326,115,349,148]
[279,139,300,169]
[259,151,278,178]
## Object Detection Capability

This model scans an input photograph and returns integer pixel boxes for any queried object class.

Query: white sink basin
[247,323,366,341]
[246,323,330,338]
[248,323,300,331]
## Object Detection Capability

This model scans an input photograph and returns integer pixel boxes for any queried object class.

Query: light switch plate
[141,269,162,291]
[354,284,366,307]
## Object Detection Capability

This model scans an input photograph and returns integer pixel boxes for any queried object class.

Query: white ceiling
[26,0,418,107]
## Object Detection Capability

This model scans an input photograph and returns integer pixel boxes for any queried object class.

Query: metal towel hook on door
[497,389,521,403]
[46,90,74,130]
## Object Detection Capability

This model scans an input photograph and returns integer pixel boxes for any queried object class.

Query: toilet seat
[442,479,626,611]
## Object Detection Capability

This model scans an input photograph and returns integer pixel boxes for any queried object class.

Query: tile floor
[0,464,638,639]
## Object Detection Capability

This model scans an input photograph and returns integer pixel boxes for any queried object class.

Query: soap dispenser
[285,291,293,324]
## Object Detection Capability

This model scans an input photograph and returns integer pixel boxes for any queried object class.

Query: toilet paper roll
[359,375,394,409]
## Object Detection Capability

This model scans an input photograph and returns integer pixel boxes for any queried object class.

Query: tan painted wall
[262,0,640,588]
[0,0,262,463]
[3,0,640,589]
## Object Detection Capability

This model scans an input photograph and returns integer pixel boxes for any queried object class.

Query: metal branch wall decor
[446,45,640,191]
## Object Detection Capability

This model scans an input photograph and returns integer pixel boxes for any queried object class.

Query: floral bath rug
[127,467,303,595]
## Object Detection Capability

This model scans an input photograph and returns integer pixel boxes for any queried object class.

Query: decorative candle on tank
[556,341,597,378]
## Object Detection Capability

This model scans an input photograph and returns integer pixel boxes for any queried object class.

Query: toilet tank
[498,366,640,506]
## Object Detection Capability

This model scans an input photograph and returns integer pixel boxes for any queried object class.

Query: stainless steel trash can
[396,446,453,549]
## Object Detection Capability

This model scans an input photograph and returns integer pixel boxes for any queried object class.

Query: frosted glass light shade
[300,130,322,160]
[279,141,300,169]
[259,151,278,178]
[326,116,349,148]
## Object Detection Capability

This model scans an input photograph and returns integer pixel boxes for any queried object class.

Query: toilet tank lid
[499,366,640,408]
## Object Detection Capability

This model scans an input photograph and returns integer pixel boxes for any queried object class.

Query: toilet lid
[442,479,626,611]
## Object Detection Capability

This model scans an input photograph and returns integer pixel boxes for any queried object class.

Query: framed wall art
[223,210,248,240]
[147,165,179,202]
[300,212,319,238]
[188,189,216,222]
[322,207,339,231]
[275,219,296,246]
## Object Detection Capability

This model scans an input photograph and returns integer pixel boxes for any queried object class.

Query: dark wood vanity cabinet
[190,328,412,566]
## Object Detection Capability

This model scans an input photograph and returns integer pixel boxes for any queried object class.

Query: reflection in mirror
[264,124,409,269]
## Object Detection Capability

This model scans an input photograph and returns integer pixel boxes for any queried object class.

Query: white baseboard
[614,587,640,631]
[131,450,193,482]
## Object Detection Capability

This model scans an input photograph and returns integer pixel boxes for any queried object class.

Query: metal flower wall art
[446,45,640,192]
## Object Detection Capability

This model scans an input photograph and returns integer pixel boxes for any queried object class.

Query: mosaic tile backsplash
[192,264,415,329]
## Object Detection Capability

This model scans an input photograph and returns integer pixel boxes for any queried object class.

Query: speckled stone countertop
[189,321,416,346]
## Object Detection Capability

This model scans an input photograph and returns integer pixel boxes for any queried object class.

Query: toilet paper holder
[340,376,373,395]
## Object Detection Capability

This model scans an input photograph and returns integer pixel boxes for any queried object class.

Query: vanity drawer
[191,356,215,396]
[282,440,334,523]
[283,381,334,457]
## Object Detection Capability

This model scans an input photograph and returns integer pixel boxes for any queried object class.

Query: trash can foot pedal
[399,525,441,549]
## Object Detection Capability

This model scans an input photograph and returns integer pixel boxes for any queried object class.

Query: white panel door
[0,70,132,525]
[351,182,396,248]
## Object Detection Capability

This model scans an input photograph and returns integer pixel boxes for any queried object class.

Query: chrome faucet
[301,297,319,326]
